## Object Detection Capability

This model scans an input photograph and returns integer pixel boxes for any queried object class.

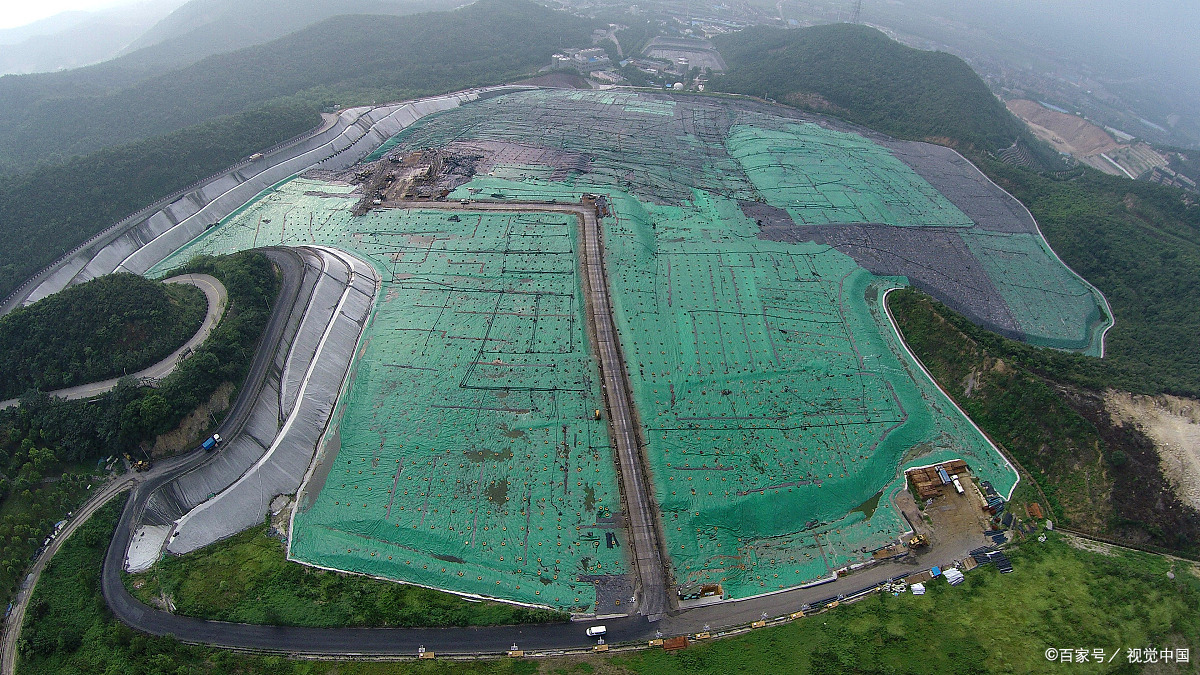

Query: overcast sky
[0,0,141,29]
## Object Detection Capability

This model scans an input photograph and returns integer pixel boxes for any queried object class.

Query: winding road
[0,251,302,674]
[0,475,134,675]
[1,216,1010,670]
[0,274,227,410]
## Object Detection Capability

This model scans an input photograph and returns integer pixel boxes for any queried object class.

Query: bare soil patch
[785,91,842,113]
[144,382,235,457]
[1064,533,1116,557]
[1006,99,1121,156]
[1105,390,1200,511]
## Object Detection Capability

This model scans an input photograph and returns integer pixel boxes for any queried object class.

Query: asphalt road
[0,250,306,675]
[0,475,134,675]
[0,274,228,410]
[2,229,1010,666]
[390,199,670,620]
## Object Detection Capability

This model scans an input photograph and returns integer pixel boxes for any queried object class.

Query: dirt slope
[1106,391,1200,511]
[1006,99,1121,156]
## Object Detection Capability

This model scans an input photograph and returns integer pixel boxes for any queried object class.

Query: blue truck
[201,433,222,451]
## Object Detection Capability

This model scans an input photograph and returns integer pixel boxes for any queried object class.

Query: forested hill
[0,0,593,299]
[109,0,469,81]
[0,273,206,399]
[0,101,316,301]
[711,24,1026,154]
[0,0,592,173]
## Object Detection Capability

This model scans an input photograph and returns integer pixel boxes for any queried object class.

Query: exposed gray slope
[129,247,377,564]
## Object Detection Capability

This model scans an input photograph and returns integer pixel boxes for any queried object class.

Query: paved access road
[0,475,133,675]
[390,199,670,620]
[0,251,303,675]
[0,274,227,410]
[0,232,1007,668]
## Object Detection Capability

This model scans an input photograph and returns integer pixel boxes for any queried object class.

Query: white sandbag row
[165,247,378,555]
[126,247,372,569]
[11,85,533,312]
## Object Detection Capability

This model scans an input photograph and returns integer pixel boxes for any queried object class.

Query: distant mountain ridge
[0,0,186,75]
[0,0,528,174]
[0,11,93,45]
[118,0,467,70]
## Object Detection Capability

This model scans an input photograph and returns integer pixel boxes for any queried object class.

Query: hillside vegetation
[0,0,592,173]
[21,496,1200,673]
[0,274,205,400]
[712,24,1027,153]
[983,162,1200,397]
[889,289,1200,554]
[0,101,316,300]
[0,252,277,468]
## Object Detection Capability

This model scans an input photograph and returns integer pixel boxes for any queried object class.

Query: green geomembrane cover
[160,199,627,612]
[145,89,1113,608]
[959,230,1106,350]
[597,189,1009,596]
[728,124,973,227]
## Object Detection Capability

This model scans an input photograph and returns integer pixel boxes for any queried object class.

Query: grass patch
[616,534,1199,674]
[125,524,567,628]
[20,496,1200,673]
[888,288,1200,554]
[18,496,547,674]
[16,496,255,675]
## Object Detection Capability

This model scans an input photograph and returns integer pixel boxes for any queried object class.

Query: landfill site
[141,89,1111,613]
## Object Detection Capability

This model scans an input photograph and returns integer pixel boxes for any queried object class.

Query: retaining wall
[4,85,533,311]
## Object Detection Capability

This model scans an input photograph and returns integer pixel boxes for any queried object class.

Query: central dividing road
[0,231,1014,666]
[392,199,670,621]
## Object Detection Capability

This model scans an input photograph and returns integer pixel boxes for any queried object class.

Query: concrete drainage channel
[2,87,1058,662]
[0,85,534,318]
[126,246,378,569]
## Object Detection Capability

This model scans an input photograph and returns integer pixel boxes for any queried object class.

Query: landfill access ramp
[148,89,1108,611]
